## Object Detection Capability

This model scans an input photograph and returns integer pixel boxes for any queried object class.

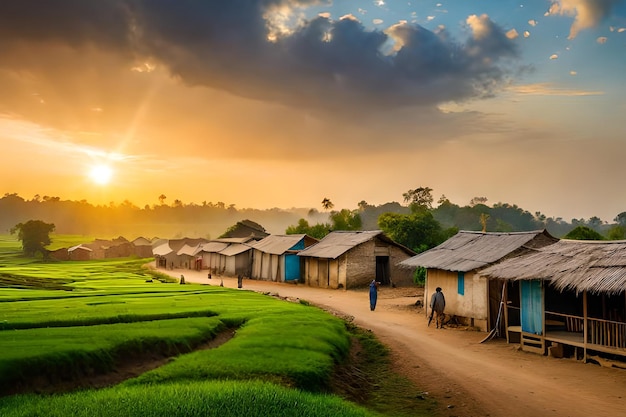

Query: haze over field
[1,1,625,222]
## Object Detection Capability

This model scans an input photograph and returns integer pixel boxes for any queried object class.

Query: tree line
[3,190,625,258]
[285,188,626,256]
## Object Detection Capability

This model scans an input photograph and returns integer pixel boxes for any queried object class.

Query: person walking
[369,279,380,311]
[430,287,446,328]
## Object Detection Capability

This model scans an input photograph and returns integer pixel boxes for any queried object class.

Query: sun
[89,164,113,185]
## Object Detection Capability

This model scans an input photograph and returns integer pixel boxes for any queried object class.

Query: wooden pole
[503,281,510,343]
[541,280,546,354]
[576,290,589,363]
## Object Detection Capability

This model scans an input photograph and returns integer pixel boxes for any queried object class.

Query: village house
[297,230,415,289]
[153,237,208,269]
[67,244,92,261]
[249,234,318,282]
[479,239,626,362]
[198,237,255,276]
[131,236,155,258]
[399,230,558,332]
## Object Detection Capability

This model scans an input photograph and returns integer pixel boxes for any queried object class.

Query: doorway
[376,256,390,285]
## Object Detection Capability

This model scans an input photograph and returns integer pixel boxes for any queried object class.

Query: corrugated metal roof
[198,241,229,253]
[152,243,172,256]
[213,237,255,244]
[219,243,252,256]
[480,239,626,295]
[251,234,307,255]
[297,231,383,259]
[399,230,555,272]
[68,244,92,252]
[177,243,202,256]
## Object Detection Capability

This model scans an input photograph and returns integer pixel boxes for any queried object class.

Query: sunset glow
[89,165,113,186]
[0,2,625,222]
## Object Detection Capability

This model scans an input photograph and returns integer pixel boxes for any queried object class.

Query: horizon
[1,1,625,224]
[1,189,619,225]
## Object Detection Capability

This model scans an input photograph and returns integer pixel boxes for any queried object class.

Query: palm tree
[158,194,167,205]
[321,198,334,212]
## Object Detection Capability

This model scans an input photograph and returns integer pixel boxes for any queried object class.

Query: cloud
[547,0,623,39]
[596,36,608,43]
[0,1,521,114]
[550,54,559,59]
[528,19,538,26]
[507,83,604,96]
[524,31,531,38]
[506,29,519,39]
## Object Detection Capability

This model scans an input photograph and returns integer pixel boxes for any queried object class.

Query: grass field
[0,235,435,417]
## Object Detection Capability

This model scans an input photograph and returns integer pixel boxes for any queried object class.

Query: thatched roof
[221,220,269,240]
[398,230,557,272]
[479,239,626,295]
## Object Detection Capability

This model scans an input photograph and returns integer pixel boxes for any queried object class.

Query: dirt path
[172,268,626,417]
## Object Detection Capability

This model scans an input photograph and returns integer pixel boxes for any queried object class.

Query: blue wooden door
[285,254,300,281]
[520,280,543,335]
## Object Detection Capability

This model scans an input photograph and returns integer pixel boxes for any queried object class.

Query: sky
[0,0,625,223]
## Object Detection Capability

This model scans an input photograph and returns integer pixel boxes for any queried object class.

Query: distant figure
[237,274,243,289]
[430,287,446,328]
[220,279,224,287]
[180,274,185,285]
[208,273,212,280]
[369,279,380,311]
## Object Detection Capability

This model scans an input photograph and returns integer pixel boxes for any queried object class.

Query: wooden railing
[545,311,582,332]
[544,312,626,349]
[587,318,626,349]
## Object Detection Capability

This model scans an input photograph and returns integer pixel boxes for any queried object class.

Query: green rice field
[0,235,434,417]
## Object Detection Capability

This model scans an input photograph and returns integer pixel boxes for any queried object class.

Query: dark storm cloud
[0,1,131,50]
[0,0,520,111]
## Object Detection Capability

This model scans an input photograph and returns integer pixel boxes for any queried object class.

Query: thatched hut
[480,239,626,361]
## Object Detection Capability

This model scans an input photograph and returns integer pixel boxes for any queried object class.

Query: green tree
[285,219,330,240]
[469,196,488,206]
[10,220,56,258]
[329,209,362,231]
[378,210,454,253]
[402,187,434,210]
[607,225,626,240]
[563,225,605,241]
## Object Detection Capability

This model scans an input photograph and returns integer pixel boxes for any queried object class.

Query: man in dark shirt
[430,287,446,329]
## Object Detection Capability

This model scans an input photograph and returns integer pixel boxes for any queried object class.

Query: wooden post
[583,290,588,363]
[541,280,546,354]
[425,271,430,319]
[503,282,510,343]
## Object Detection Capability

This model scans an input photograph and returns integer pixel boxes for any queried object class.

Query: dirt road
[171,268,626,417]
